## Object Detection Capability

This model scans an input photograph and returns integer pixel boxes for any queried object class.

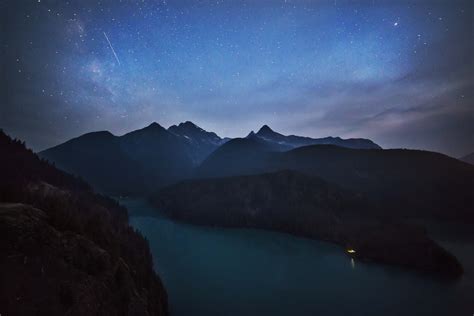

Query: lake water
[123,198,473,316]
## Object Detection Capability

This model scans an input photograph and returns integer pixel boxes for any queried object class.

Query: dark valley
[3,120,474,315]
[37,122,474,277]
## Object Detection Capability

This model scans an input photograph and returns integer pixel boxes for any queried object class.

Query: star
[2,0,472,158]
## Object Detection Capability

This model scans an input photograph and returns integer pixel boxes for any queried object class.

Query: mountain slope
[460,152,474,165]
[39,131,149,194]
[151,170,463,277]
[195,137,277,178]
[278,145,474,220]
[39,122,381,194]
[168,121,227,165]
[0,130,168,315]
[119,122,194,187]
[40,122,196,194]
[198,144,474,222]
[252,125,381,150]
[39,121,231,194]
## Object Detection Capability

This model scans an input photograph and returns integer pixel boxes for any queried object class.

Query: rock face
[151,170,463,278]
[0,130,168,315]
[0,203,167,316]
[168,121,228,165]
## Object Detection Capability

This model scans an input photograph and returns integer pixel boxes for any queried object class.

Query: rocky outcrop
[0,203,168,315]
[0,130,168,315]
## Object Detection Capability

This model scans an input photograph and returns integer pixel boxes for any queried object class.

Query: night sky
[1,0,473,157]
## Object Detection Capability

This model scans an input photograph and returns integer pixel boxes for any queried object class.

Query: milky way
[1,0,473,157]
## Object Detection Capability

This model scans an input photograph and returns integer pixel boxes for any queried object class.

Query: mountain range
[39,121,224,194]
[39,122,381,194]
[37,121,474,225]
[146,125,473,276]
[7,121,474,278]
[247,125,381,150]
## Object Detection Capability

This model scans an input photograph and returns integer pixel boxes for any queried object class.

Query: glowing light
[103,32,121,66]
[347,249,356,254]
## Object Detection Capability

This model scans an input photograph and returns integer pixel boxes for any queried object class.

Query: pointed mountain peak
[257,125,274,134]
[148,122,162,128]
[168,121,222,144]
[170,121,207,134]
[246,131,256,138]
[179,121,198,128]
[137,122,166,134]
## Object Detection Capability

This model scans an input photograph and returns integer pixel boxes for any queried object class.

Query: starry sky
[1,0,473,157]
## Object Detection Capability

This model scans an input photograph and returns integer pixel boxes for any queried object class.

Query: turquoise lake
[123,198,473,316]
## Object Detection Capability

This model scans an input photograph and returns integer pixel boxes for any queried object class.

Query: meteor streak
[103,31,121,66]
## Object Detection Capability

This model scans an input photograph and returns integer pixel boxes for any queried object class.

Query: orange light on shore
[347,249,356,254]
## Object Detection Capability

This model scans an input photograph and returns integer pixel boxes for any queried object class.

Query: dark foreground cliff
[151,170,463,278]
[0,130,168,316]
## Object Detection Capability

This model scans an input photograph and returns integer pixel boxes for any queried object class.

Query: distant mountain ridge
[39,121,226,194]
[248,125,381,150]
[39,121,381,194]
